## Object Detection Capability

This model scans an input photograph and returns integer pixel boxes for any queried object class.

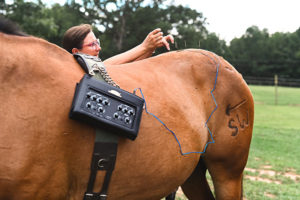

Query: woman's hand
[162,34,175,50]
[104,28,174,65]
[142,28,174,51]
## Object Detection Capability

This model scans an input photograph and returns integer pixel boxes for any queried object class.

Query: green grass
[244,85,300,200]
[250,85,300,106]
[247,125,300,172]
[174,85,300,200]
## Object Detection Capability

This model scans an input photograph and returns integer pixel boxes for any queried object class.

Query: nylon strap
[76,54,119,200]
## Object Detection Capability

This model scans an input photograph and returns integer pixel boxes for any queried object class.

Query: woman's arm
[103,28,174,65]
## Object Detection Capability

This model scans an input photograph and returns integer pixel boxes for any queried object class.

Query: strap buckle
[83,192,107,200]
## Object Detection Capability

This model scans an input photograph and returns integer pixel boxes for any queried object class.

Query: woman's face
[76,31,101,56]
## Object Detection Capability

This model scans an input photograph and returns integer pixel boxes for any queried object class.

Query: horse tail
[0,16,28,36]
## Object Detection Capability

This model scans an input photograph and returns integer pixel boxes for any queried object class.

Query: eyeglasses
[83,39,100,49]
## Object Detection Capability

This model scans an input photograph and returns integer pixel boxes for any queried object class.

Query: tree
[79,1,209,59]
[1,0,92,45]
[0,0,6,15]
[201,32,229,56]
[228,26,270,76]
[3,0,58,39]
[227,25,300,78]
[4,0,299,78]
[46,1,92,45]
[163,4,207,50]
[78,0,170,58]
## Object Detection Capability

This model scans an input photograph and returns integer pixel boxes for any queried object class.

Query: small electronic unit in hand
[69,74,144,140]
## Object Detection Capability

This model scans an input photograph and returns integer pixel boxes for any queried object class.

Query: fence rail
[244,76,300,87]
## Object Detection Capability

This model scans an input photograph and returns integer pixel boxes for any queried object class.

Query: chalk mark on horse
[226,100,249,136]
[226,99,247,116]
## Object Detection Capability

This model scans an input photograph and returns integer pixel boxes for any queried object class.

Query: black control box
[69,74,144,140]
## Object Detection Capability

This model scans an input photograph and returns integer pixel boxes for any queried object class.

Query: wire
[134,50,220,155]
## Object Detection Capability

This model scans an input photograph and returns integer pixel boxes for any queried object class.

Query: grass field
[175,85,300,200]
[244,85,300,200]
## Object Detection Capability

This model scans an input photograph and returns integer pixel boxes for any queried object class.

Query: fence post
[274,74,278,105]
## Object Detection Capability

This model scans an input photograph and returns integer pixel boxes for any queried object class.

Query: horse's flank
[0,31,254,200]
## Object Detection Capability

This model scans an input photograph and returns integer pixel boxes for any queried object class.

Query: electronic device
[70,74,144,140]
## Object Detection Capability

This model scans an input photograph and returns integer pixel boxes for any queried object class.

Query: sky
[47,0,300,43]
[171,0,300,43]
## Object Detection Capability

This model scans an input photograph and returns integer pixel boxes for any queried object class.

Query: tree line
[1,0,300,78]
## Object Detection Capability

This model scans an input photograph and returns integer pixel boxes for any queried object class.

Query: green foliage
[1,0,91,45]
[46,1,93,45]
[228,26,270,76]
[201,32,229,56]
[1,0,300,78]
[3,0,56,38]
[164,5,207,49]
[227,26,300,78]
[78,1,209,59]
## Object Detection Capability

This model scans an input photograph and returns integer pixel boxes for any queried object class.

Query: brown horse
[0,23,254,200]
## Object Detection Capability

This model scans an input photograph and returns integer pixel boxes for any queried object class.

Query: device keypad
[83,89,136,128]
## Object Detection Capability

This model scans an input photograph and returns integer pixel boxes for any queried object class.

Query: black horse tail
[0,15,27,36]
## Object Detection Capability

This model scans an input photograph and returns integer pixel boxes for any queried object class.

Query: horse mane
[0,16,28,36]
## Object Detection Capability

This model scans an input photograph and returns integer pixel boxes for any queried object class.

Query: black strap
[82,98,119,200]
[73,54,120,200]
[84,142,118,200]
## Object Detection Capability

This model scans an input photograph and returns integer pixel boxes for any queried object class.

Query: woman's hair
[62,24,92,53]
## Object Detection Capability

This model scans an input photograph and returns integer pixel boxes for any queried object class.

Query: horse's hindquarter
[108,51,214,157]
[105,52,211,199]
[201,55,254,181]
[107,50,254,198]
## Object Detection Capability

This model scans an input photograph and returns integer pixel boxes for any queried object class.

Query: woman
[62,24,174,65]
